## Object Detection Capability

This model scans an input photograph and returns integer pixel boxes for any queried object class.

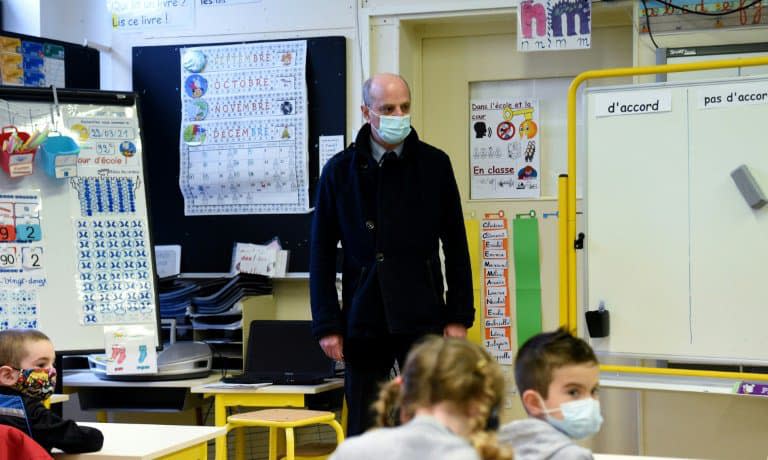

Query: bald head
[362,73,411,108]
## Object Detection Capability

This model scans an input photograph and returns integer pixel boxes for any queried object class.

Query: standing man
[310,73,474,436]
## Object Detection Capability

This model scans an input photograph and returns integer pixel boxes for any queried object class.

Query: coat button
[365,220,375,231]
[375,253,384,262]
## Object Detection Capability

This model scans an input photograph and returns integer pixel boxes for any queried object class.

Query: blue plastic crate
[39,134,79,178]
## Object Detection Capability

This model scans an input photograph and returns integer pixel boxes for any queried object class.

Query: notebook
[222,320,336,385]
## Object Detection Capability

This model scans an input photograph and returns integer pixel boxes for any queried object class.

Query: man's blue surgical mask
[370,110,411,145]
[539,396,603,439]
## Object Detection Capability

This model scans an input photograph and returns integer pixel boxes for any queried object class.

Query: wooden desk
[64,372,222,421]
[595,455,701,459]
[50,394,70,404]
[43,394,70,409]
[191,379,344,460]
[53,422,225,460]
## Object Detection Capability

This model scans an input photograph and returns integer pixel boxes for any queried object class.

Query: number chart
[75,218,154,325]
[0,289,38,330]
[71,177,138,216]
[0,192,45,331]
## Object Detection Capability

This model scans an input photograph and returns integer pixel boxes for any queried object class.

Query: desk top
[63,371,222,389]
[53,422,225,459]
[190,378,344,394]
[49,394,69,404]
[595,455,701,460]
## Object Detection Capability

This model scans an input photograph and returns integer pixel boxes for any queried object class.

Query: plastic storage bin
[39,133,79,178]
[0,126,36,178]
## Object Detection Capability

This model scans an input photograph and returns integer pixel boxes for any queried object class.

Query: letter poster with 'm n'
[482,212,512,365]
[516,0,591,51]
[470,99,540,199]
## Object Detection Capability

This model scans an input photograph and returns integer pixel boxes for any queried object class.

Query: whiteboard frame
[583,75,768,366]
[0,87,160,354]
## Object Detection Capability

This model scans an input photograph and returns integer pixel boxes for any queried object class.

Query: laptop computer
[222,320,336,385]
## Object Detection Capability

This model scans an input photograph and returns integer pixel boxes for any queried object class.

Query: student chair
[227,408,344,460]
[284,398,348,460]
[0,425,52,460]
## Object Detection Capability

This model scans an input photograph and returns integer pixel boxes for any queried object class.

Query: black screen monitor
[244,320,335,384]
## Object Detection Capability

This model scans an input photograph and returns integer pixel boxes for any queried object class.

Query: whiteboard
[585,76,768,364]
[0,89,158,353]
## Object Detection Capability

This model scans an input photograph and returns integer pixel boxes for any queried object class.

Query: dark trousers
[343,333,434,437]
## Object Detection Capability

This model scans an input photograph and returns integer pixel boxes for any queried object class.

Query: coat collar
[353,123,419,169]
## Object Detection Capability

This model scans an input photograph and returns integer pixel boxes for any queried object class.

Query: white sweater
[498,418,594,460]
[330,415,480,460]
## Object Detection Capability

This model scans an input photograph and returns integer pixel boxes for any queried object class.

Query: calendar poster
[178,40,309,215]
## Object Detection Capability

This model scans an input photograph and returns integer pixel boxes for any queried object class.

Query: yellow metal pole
[557,174,569,329]
[566,56,768,380]
[602,364,768,382]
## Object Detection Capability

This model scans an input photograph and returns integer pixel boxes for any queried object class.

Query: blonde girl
[331,335,512,460]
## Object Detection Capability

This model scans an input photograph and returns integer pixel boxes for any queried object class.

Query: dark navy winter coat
[310,124,474,339]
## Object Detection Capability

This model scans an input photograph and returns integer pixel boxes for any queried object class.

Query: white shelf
[600,372,738,395]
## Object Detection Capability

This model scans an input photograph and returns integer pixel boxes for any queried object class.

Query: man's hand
[319,334,344,361]
[443,323,468,338]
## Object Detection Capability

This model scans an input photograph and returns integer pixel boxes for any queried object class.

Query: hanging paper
[513,212,543,347]
[516,0,591,51]
[178,40,309,215]
[470,99,541,199]
[482,212,513,365]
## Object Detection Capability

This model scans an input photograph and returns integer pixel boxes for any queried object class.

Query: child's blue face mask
[539,395,603,439]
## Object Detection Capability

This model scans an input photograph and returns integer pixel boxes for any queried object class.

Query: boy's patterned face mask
[12,366,57,400]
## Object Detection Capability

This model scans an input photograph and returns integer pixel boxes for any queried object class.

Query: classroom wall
[2,1,113,90]
[395,7,633,452]
[27,0,364,325]
[633,1,768,82]
[1,0,41,36]
[26,1,768,458]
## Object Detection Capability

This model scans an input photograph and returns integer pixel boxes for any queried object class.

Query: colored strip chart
[513,212,543,347]
[482,212,512,364]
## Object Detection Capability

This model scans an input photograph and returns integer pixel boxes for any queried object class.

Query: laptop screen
[245,320,336,381]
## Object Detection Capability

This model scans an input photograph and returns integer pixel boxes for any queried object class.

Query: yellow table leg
[268,426,279,460]
[285,427,295,460]
[214,398,228,460]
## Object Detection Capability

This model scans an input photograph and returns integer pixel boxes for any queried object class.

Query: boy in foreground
[0,329,103,453]
[499,328,602,460]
